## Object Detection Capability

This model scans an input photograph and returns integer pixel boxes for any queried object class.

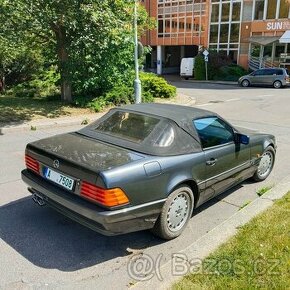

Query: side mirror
[235,133,250,145]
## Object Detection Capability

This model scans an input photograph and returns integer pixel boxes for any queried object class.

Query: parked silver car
[238,68,289,89]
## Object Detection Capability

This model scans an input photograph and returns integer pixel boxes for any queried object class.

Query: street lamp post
[134,0,141,103]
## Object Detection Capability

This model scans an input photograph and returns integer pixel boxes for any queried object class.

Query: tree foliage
[0,0,154,102]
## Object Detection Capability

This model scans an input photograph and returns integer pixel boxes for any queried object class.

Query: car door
[193,117,250,202]
[261,69,274,85]
[250,69,264,85]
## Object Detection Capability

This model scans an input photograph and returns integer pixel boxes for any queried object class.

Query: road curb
[132,175,290,290]
[0,117,99,135]
[182,79,237,86]
[0,94,195,134]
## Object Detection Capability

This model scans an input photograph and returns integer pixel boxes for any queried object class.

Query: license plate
[44,167,74,191]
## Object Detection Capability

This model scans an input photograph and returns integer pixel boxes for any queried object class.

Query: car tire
[273,80,282,89]
[151,185,194,240]
[241,79,250,87]
[252,146,275,182]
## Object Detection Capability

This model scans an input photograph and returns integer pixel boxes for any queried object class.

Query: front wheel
[241,79,250,87]
[252,146,275,181]
[151,185,194,240]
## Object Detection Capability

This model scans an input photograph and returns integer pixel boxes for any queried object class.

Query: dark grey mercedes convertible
[22,103,276,240]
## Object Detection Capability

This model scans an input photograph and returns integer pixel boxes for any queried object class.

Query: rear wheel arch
[170,179,200,208]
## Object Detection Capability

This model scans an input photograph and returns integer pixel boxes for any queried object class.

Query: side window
[264,69,273,75]
[254,70,263,76]
[275,69,283,75]
[193,117,234,149]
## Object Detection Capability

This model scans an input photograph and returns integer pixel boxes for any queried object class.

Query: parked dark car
[238,67,289,88]
[22,104,276,240]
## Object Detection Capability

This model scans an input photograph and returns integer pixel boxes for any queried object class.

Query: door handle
[206,158,217,166]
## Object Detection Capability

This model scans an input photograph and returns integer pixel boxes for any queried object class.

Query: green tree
[0,0,153,102]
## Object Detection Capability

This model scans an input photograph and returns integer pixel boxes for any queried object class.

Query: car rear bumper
[21,169,164,236]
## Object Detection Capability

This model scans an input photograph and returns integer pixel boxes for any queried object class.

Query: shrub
[88,97,107,112]
[12,66,60,98]
[194,55,206,80]
[86,72,176,112]
[104,84,134,106]
[213,65,248,81]
[194,51,247,81]
[140,72,176,98]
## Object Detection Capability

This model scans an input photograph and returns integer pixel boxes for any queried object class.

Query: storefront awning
[248,36,280,46]
[279,30,290,43]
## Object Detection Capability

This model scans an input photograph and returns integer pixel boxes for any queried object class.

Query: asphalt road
[1,82,290,289]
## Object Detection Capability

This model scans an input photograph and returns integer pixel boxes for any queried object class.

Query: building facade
[141,0,290,74]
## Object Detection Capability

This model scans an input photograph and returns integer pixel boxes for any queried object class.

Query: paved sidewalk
[133,175,290,290]
[0,93,196,134]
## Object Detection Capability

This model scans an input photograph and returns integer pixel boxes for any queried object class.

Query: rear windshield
[95,111,160,143]
[79,109,202,156]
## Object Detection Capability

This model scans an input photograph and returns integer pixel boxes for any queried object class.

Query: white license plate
[44,167,74,191]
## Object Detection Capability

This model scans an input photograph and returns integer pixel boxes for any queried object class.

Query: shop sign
[252,20,290,32]
[266,21,290,31]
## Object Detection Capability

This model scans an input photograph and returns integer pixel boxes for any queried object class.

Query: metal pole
[134,0,142,103]
[205,61,208,81]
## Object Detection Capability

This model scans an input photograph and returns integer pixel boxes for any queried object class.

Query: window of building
[266,0,276,19]
[279,0,289,19]
[275,44,286,58]
[230,23,240,43]
[220,24,229,43]
[221,3,230,22]
[157,0,206,38]
[251,44,261,57]
[210,25,219,43]
[209,0,241,60]
[232,2,241,21]
[254,0,264,20]
[242,2,253,21]
[211,4,219,22]
[158,20,164,34]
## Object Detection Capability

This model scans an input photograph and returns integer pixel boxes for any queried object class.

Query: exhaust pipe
[32,193,46,206]
[28,188,46,206]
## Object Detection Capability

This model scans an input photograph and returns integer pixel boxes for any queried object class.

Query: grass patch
[239,200,251,210]
[0,93,92,125]
[173,192,290,290]
[256,185,273,197]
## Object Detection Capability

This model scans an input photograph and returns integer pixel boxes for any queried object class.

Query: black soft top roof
[79,103,218,156]
[120,103,218,139]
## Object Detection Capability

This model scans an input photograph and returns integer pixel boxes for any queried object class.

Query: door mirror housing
[235,133,250,145]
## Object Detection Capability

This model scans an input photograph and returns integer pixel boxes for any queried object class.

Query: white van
[180,58,195,79]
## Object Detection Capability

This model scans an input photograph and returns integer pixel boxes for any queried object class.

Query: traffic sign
[203,50,209,56]
[204,56,208,62]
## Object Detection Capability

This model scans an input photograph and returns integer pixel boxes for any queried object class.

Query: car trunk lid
[25,132,145,187]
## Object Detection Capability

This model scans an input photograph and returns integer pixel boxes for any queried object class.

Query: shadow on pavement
[0,180,256,272]
[0,197,163,272]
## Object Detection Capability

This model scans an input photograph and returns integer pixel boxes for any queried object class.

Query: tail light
[25,154,40,174]
[81,181,129,207]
